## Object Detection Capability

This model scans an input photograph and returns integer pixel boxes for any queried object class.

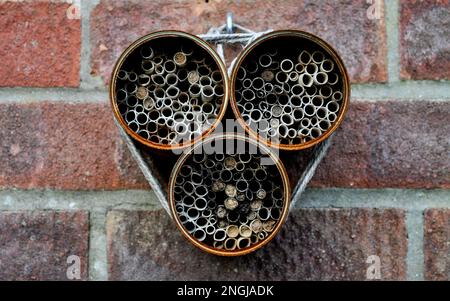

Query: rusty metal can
[169,133,291,256]
[110,30,229,151]
[230,30,350,151]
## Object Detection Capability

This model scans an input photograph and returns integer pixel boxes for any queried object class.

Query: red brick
[366,101,450,188]
[107,209,407,280]
[308,100,450,188]
[0,211,89,280]
[0,1,81,87]
[309,101,372,187]
[0,102,145,190]
[1,100,447,190]
[91,0,387,84]
[400,0,450,80]
[424,209,450,281]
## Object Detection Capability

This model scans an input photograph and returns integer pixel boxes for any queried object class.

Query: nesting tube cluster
[170,135,290,255]
[112,30,348,256]
[111,32,228,150]
[231,31,349,149]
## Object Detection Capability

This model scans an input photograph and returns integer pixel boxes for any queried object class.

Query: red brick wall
[0,0,448,281]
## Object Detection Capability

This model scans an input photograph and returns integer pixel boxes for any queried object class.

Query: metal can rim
[168,133,291,256]
[229,29,351,151]
[109,30,230,151]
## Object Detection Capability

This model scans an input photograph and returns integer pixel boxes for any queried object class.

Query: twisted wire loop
[198,23,273,75]
[117,23,333,218]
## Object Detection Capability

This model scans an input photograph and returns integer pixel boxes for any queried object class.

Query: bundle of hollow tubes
[234,46,344,145]
[110,30,349,256]
[114,37,225,146]
[172,145,285,251]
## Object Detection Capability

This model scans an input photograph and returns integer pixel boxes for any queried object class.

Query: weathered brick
[107,209,407,280]
[1,100,447,190]
[400,0,450,80]
[0,102,145,190]
[309,100,450,188]
[0,101,450,190]
[91,0,387,84]
[308,101,372,187]
[366,101,450,188]
[424,209,450,281]
[0,1,81,87]
[0,211,89,280]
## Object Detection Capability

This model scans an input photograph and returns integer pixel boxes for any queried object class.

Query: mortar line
[0,189,160,211]
[0,81,449,103]
[297,188,450,210]
[88,210,108,281]
[80,0,103,89]
[350,82,450,100]
[0,189,448,211]
[0,88,108,103]
[385,0,400,83]
[405,210,424,281]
